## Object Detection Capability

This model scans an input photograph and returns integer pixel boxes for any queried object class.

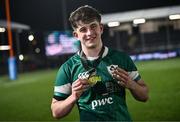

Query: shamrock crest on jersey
[107,65,118,76]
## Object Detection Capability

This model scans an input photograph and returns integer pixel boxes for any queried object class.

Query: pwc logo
[91,97,113,109]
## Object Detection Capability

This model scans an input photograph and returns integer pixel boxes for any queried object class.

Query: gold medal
[88,75,101,86]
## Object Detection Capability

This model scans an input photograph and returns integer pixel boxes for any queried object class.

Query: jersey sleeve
[126,55,141,82]
[53,63,72,100]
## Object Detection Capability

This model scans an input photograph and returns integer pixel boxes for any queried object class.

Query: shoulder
[55,53,80,82]
[106,48,135,69]
[107,48,130,59]
[61,53,81,68]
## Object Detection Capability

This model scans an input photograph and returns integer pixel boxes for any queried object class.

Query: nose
[86,28,93,36]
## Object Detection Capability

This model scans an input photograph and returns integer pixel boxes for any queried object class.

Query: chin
[87,44,97,49]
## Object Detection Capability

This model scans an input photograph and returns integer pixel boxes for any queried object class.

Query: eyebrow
[79,22,98,27]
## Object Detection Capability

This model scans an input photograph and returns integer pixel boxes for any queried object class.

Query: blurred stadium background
[0,0,180,121]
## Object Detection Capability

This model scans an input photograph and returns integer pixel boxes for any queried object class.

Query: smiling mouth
[86,36,96,41]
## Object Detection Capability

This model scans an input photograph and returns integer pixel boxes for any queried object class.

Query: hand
[71,79,90,101]
[112,67,135,89]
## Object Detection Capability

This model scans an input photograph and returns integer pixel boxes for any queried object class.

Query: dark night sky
[1,0,180,31]
[0,0,180,67]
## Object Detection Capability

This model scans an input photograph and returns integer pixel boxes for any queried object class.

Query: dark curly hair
[69,5,101,30]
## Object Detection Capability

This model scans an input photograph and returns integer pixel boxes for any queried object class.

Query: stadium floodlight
[169,14,180,20]
[28,34,34,41]
[35,48,40,53]
[19,54,24,61]
[107,21,120,27]
[0,45,10,50]
[0,27,6,32]
[133,18,146,25]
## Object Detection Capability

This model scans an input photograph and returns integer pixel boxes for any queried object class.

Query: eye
[90,24,97,29]
[79,27,87,33]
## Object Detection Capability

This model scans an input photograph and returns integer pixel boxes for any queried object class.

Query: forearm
[112,67,149,102]
[129,80,149,102]
[51,94,77,119]
[51,78,90,119]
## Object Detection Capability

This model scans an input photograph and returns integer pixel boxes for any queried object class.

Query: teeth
[86,37,96,40]
[87,38,93,40]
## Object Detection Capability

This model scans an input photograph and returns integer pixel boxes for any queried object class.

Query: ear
[73,31,78,38]
[100,24,104,34]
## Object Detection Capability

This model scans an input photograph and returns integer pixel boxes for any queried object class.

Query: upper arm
[52,98,59,104]
[51,98,62,108]
[53,64,72,100]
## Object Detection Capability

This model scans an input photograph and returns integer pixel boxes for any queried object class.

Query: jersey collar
[78,46,109,60]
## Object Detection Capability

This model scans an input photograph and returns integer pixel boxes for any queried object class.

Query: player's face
[73,20,103,49]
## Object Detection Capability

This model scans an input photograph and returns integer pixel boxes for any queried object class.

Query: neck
[82,42,103,57]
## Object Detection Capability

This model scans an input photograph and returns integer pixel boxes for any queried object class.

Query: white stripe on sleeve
[54,83,71,95]
[128,71,139,80]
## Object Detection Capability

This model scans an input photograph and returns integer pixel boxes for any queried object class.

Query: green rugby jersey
[53,47,141,121]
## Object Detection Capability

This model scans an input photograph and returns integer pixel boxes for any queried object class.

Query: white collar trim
[78,46,109,61]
